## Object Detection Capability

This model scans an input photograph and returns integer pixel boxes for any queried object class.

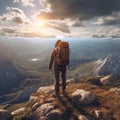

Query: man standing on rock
[49,40,69,95]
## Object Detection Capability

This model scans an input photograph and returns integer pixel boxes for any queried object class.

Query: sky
[0,0,120,38]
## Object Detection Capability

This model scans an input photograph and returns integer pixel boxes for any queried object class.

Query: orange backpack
[54,41,69,66]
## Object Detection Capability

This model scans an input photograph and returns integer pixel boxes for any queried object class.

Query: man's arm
[49,50,54,70]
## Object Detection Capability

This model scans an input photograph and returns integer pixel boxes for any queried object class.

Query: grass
[69,62,97,78]
[6,102,27,112]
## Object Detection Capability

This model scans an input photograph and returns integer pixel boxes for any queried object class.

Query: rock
[46,109,62,120]
[32,102,40,112]
[33,103,55,120]
[0,109,13,120]
[78,114,96,120]
[21,116,33,120]
[100,108,113,120]
[37,86,54,94]
[94,110,102,118]
[100,74,120,85]
[36,116,46,120]
[29,95,38,102]
[47,98,55,102]
[66,78,76,85]
[109,87,120,95]
[81,76,102,85]
[72,89,96,105]
[11,107,26,116]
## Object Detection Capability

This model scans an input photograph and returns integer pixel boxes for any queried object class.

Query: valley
[0,36,120,104]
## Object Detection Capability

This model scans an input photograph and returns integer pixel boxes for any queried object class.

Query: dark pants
[54,64,66,93]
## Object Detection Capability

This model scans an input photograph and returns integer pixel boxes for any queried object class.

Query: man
[49,40,69,95]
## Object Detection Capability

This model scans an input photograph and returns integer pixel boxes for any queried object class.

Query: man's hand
[49,68,52,72]
[49,68,54,76]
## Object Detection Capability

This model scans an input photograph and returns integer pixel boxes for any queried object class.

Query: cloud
[69,21,83,27]
[94,12,120,25]
[13,0,34,7]
[37,0,120,21]
[0,7,30,24]
[92,27,120,38]
[47,21,70,33]
[0,26,48,37]
[1,27,17,33]
[0,26,20,36]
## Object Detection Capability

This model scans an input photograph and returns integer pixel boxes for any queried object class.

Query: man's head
[55,40,61,47]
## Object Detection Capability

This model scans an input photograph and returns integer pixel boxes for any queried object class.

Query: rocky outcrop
[37,85,54,94]
[109,87,120,95]
[33,92,96,120]
[11,107,26,116]
[33,103,55,120]
[0,109,13,120]
[72,89,96,105]
[46,109,62,120]
[10,80,120,120]
[100,74,120,85]
[78,114,96,120]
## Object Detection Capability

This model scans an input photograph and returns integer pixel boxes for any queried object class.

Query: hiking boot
[61,89,65,94]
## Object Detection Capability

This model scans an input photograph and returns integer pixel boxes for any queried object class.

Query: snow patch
[94,57,109,72]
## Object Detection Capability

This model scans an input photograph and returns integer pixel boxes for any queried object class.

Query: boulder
[78,114,96,120]
[109,87,120,95]
[0,109,12,120]
[33,103,55,120]
[11,107,26,116]
[72,89,96,105]
[37,86,54,94]
[47,98,55,102]
[94,110,102,118]
[46,109,62,120]
[32,102,40,112]
[100,74,120,85]
[66,78,76,85]
[29,95,38,102]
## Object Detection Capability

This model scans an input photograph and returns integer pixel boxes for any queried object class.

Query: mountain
[0,57,53,104]
[0,37,120,104]
[0,37,120,71]
[0,58,26,96]
[1,76,120,120]
[71,55,120,79]
[98,55,120,77]
[0,37,120,119]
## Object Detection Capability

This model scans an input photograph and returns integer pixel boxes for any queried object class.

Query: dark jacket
[49,49,55,69]
[49,47,64,69]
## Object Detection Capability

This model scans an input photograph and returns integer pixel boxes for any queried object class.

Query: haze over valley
[0,36,120,104]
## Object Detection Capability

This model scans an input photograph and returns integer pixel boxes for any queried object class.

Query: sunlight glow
[37,21,46,28]
[29,20,47,34]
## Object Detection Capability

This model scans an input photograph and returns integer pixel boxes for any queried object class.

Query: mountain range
[0,36,120,104]
[72,55,120,78]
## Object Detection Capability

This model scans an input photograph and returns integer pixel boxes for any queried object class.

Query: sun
[30,20,47,32]
[34,20,46,28]
[37,20,46,28]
